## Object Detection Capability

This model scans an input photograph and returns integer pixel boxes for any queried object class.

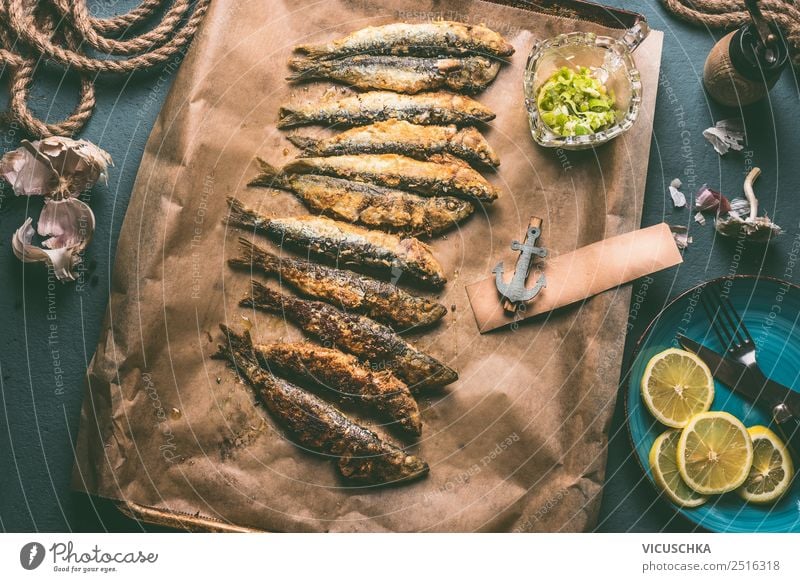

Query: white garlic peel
[1,137,111,282]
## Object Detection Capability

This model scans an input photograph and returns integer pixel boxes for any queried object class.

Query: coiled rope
[0,0,211,138]
[661,0,800,66]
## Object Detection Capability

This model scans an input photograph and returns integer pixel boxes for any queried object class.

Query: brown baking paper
[468,223,682,332]
[73,0,664,532]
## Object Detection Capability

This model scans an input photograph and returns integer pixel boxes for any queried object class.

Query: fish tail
[228,238,280,274]
[240,279,286,313]
[248,157,288,188]
[226,197,265,230]
[286,58,323,82]
[277,108,306,129]
[293,44,329,59]
[286,134,319,154]
[214,324,259,372]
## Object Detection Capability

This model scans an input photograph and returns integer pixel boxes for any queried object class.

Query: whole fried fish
[256,342,422,438]
[295,21,515,59]
[277,90,495,128]
[288,120,500,167]
[249,159,474,235]
[288,55,501,94]
[227,197,446,288]
[215,325,428,484]
[241,281,458,390]
[228,238,447,329]
[280,154,500,203]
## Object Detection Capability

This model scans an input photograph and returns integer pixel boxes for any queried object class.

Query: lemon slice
[649,429,708,507]
[641,348,715,428]
[677,411,753,495]
[737,426,795,504]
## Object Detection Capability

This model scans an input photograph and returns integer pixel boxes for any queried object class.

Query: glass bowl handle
[621,20,650,53]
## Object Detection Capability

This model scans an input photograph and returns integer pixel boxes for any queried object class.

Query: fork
[699,281,800,460]
[699,282,759,371]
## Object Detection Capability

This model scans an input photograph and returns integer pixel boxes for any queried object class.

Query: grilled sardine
[256,342,422,438]
[227,197,447,288]
[250,159,474,235]
[288,120,500,167]
[288,55,501,94]
[277,90,495,128]
[215,325,429,484]
[279,154,499,203]
[241,282,458,390]
[295,21,515,59]
[228,238,447,329]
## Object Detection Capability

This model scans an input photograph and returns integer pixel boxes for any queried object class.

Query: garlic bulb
[0,137,111,282]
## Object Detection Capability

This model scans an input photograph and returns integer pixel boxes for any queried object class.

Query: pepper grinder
[703,0,788,107]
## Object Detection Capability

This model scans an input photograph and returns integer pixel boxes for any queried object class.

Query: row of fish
[228,237,447,329]
[242,280,458,391]
[217,22,514,486]
[286,119,500,167]
[247,151,499,236]
[278,90,495,128]
[215,326,428,484]
[226,197,447,288]
[288,21,514,95]
[288,55,501,94]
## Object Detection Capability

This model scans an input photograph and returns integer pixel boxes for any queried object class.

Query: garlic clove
[11,199,96,282]
[0,137,112,198]
[0,142,60,196]
[38,197,96,249]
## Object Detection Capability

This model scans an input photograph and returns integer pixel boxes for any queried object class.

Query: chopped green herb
[536,66,617,137]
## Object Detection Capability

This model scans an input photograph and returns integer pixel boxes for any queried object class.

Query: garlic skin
[1,137,109,282]
[702,118,745,156]
[0,137,112,198]
[694,185,730,213]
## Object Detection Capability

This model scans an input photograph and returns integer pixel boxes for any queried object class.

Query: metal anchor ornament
[492,217,547,312]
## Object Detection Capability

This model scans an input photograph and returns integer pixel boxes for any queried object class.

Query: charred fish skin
[288,120,500,167]
[277,91,496,128]
[215,325,429,484]
[241,282,459,390]
[283,154,500,203]
[287,55,500,94]
[295,21,515,59]
[226,197,447,288]
[256,342,422,439]
[250,159,474,236]
[229,238,448,329]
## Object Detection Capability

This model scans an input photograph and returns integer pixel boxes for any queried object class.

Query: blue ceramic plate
[627,275,800,532]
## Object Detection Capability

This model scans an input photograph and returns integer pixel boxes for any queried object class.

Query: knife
[677,333,800,463]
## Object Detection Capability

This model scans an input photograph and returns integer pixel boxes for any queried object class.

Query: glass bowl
[524,31,643,150]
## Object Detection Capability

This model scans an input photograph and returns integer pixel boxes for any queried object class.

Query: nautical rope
[661,0,800,66]
[0,0,211,138]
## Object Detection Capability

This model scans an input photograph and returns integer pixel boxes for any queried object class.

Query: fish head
[338,450,430,485]
[435,196,475,222]
[394,453,430,483]
[455,127,501,167]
